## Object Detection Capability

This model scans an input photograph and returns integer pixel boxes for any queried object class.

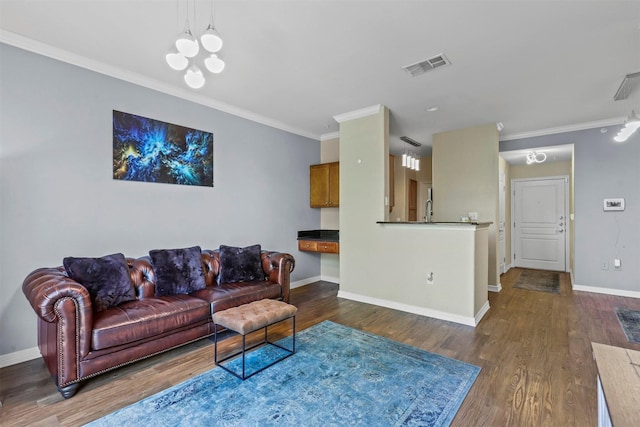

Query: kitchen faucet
[425,198,433,223]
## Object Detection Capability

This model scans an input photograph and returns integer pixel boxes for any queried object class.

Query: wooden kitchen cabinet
[310,162,339,207]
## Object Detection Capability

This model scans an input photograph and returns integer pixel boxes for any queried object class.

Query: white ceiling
[1,1,639,157]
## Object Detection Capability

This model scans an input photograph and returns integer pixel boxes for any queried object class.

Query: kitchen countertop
[377,221,492,226]
[297,229,339,241]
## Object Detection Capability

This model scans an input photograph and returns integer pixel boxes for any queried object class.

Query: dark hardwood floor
[1,268,639,426]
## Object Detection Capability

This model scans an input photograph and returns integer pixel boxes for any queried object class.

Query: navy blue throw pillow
[149,246,206,296]
[218,244,265,284]
[63,253,136,312]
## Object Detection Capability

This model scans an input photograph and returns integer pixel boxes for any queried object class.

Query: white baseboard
[337,290,484,327]
[291,275,339,289]
[475,300,491,324]
[488,282,502,292]
[320,275,339,284]
[290,276,321,289]
[0,346,40,368]
[572,284,640,299]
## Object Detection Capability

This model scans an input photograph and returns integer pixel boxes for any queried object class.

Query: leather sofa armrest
[261,251,295,303]
[22,267,93,357]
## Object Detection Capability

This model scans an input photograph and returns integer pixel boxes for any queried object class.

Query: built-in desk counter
[297,229,339,254]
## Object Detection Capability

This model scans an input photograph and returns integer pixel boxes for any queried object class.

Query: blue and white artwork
[113,111,214,187]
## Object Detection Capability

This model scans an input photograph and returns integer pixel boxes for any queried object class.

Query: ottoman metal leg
[214,315,296,380]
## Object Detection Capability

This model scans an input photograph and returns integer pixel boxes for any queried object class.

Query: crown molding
[2,31,627,144]
[320,131,340,141]
[333,104,383,123]
[500,117,625,141]
[0,30,321,141]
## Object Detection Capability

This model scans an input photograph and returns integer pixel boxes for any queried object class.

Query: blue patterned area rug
[87,321,480,427]
[615,307,640,344]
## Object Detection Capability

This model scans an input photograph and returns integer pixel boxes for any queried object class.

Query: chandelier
[526,151,546,165]
[165,0,225,89]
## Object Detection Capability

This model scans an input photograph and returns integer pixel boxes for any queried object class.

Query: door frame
[510,175,570,272]
[408,179,418,221]
[499,172,506,274]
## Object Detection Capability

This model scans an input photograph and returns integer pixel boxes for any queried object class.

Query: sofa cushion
[91,294,211,351]
[218,244,265,284]
[149,246,206,296]
[191,281,282,313]
[63,253,136,312]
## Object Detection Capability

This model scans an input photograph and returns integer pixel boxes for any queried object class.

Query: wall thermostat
[603,198,625,211]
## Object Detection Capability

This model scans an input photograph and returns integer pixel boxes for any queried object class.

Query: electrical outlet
[614,259,622,271]
[601,260,609,270]
[426,272,434,285]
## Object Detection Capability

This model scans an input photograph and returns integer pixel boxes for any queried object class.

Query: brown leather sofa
[22,248,295,398]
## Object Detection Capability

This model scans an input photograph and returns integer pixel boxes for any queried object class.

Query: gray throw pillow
[218,244,265,284]
[149,246,206,296]
[63,253,136,312]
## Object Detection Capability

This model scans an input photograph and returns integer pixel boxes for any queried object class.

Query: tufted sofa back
[122,249,284,299]
[126,249,221,299]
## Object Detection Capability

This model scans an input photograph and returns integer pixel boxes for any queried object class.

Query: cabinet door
[328,162,340,207]
[310,164,330,207]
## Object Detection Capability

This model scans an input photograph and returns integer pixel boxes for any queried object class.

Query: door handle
[558,229,564,233]
[559,222,563,226]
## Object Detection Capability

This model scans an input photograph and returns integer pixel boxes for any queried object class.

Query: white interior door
[513,177,567,271]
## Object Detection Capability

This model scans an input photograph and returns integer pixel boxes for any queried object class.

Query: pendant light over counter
[400,136,422,171]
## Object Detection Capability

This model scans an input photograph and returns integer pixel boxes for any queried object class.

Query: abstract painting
[113,111,213,187]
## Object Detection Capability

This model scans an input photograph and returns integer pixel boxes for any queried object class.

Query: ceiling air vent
[614,71,640,101]
[402,53,451,77]
[400,136,422,147]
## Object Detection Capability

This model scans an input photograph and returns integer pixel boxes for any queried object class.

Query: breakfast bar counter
[376,221,492,228]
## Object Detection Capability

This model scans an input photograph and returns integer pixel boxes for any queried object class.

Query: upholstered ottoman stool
[213,299,297,380]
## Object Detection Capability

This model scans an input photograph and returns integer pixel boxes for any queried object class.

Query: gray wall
[501,126,639,292]
[0,44,321,356]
